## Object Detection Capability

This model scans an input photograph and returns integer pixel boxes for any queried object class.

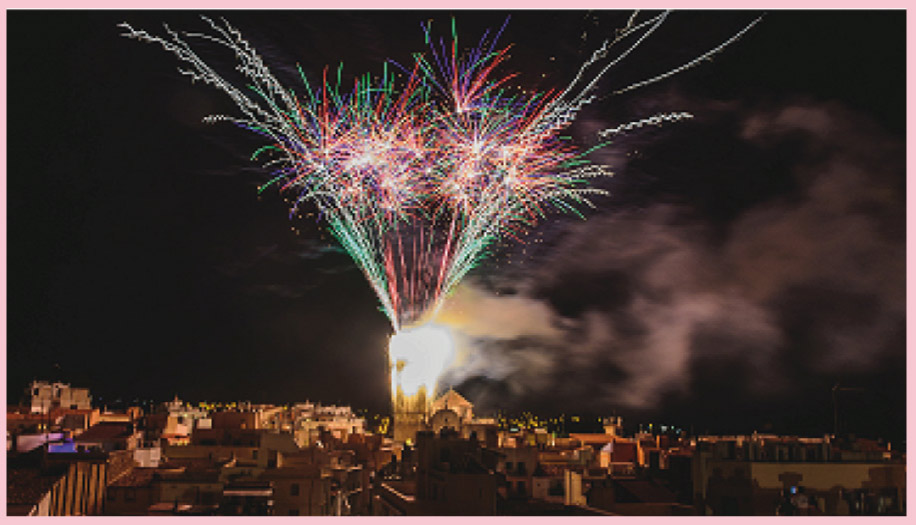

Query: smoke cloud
[436,101,905,419]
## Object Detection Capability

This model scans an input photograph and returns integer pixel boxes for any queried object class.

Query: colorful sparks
[119,12,760,331]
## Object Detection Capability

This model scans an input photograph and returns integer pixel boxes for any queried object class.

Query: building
[257,431,301,469]
[429,389,473,426]
[210,410,259,430]
[8,404,101,442]
[391,381,430,445]
[260,465,331,515]
[145,396,210,443]
[99,406,143,423]
[74,422,142,453]
[339,433,393,473]
[28,381,92,414]
[166,429,260,465]
[104,468,158,515]
[7,446,108,516]
[373,479,419,516]
[586,476,692,516]
[143,401,206,446]
[392,388,497,447]
[156,468,223,510]
[294,404,366,447]
[414,429,501,515]
[531,463,579,505]
[133,444,163,468]
[499,446,539,499]
[220,480,273,515]
[373,429,501,516]
[693,434,906,515]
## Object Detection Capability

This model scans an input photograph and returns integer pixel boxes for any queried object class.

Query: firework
[120,12,759,331]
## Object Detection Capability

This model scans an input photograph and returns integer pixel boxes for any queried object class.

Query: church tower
[391,357,431,445]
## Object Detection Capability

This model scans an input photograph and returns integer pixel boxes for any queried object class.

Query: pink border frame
[0,3,911,524]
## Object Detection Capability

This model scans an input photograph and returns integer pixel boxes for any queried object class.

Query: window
[252,450,258,460]
[288,509,300,516]
[125,489,136,502]
[290,483,300,496]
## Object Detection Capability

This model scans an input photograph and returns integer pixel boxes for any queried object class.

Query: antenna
[832,382,865,437]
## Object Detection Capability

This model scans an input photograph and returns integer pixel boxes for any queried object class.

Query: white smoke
[435,101,904,414]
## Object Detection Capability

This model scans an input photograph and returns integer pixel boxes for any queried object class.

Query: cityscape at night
[6,9,906,516]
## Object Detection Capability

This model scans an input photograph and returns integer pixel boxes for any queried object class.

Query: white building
[293,403,366,447]
[28,381,91,414]
[134,445,162,467]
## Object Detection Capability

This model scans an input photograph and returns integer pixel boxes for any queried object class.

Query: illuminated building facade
[28,381,92,414]
[391,370,430,445]
[391,382,497,446]
[387,324,458,445]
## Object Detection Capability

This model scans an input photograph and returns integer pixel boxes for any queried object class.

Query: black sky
[6,11,906,443]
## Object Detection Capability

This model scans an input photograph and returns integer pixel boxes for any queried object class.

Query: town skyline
[7,10,906,448]
[8,378,905,516]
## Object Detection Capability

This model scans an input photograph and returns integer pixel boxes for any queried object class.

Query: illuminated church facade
[392,387,495,446]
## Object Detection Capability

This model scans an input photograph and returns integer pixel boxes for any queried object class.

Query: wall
[392,385,429,444]
[45,459,107,515]
[134,447,162,468]
[564,470,586,506]
[748,462,904,491]
[269,474,330,516]
[105,484,156,515]
[163,444,258,463]
[157,480,223,506]
[697,459,906,515]
[211,412,259,430]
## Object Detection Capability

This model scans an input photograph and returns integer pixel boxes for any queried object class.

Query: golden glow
[389,323,456,397]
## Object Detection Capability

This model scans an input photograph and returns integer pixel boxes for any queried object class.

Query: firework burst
[120,12,759,331]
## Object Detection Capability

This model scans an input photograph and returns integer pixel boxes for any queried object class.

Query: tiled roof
[159,457,222,470]
[433,389,472,409]
[260,466,322,479]
[615,479,676,503]
[6,467,63,506]
[109,467,157,488]
[74,423,133,442]
[157,469,222,483]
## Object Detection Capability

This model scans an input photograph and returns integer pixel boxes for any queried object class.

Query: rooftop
[109,467,158,488]
[432,389,473,411]
[74,422,133,442]
[6,467,63,506]
[260,466,323,479]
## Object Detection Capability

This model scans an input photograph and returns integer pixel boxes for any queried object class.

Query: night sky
[7,11,906,443]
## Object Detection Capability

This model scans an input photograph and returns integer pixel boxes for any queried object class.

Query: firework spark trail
[597,111,696,137]
[120,12,759,332]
